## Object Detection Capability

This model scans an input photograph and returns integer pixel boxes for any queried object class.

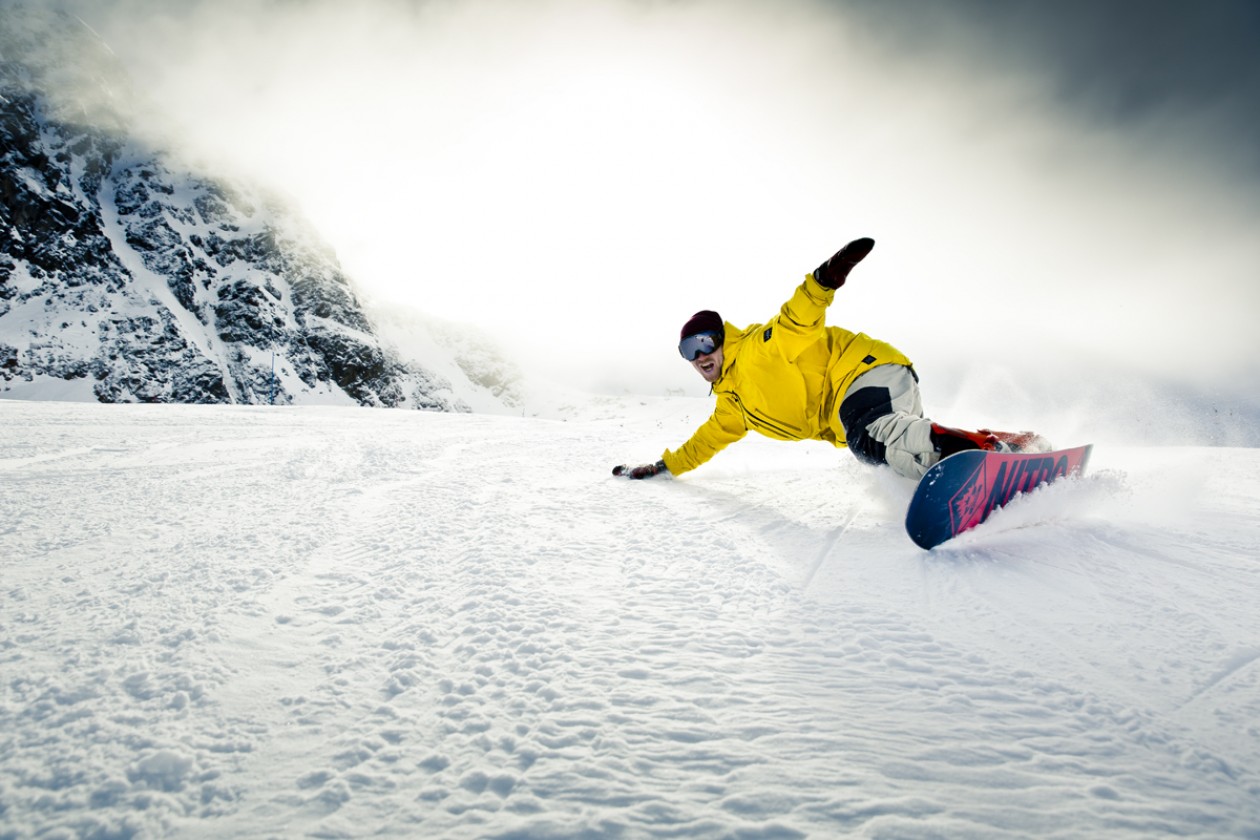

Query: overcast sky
[55,0,1260,406]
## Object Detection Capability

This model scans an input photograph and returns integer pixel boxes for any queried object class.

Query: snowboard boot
[930,424,1052,458]
[983,429,1053,453]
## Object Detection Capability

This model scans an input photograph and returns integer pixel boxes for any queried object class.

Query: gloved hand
[613,460,668,479]
[813,236,875,289]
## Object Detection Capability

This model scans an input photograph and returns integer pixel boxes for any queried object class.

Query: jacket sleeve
[660,393,747,475]
[771,273,835,362]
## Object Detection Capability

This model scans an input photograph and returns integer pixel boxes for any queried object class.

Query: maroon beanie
[680,310,723,341]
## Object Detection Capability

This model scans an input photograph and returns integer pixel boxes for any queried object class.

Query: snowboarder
[614,237,1047,481]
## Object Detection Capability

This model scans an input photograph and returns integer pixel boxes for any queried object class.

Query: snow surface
[1,397,1258,839]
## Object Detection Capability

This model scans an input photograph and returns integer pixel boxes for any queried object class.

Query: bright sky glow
[71,0,1260,398]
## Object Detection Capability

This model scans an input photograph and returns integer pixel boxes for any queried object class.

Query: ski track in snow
[1,399,1258,839]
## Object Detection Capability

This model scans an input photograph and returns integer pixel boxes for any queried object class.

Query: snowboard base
[905,445,1093,549]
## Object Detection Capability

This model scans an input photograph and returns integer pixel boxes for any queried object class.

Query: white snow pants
[838,364,938,480]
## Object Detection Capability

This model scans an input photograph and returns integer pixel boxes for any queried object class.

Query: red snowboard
[905,445,1093,549]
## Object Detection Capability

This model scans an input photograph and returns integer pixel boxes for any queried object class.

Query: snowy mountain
[0,3,473,410]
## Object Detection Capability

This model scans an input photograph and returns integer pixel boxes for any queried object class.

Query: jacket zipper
[732,394,802,437]
[747,409,800,437]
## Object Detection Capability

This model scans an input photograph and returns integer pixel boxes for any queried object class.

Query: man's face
[690,346,724,383]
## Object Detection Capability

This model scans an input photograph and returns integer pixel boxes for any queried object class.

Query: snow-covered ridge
[0,2,494,410]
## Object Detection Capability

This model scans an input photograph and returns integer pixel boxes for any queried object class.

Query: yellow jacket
[661,273,912,475]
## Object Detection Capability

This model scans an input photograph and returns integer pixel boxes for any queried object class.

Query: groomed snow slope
[1,398,1257,838]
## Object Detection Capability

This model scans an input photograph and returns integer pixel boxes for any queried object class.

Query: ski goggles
[678,331,721,361]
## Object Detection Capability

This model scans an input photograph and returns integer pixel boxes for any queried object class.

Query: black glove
[613,460,668,479]
[813,236,875,289]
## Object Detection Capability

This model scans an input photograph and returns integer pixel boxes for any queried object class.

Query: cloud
[49,0,1260,417]
[841,0,1260,155]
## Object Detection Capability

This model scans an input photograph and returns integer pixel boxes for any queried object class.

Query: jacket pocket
[744,406,803,438]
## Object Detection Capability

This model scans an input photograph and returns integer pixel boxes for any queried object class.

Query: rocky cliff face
[0,3,468,410]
